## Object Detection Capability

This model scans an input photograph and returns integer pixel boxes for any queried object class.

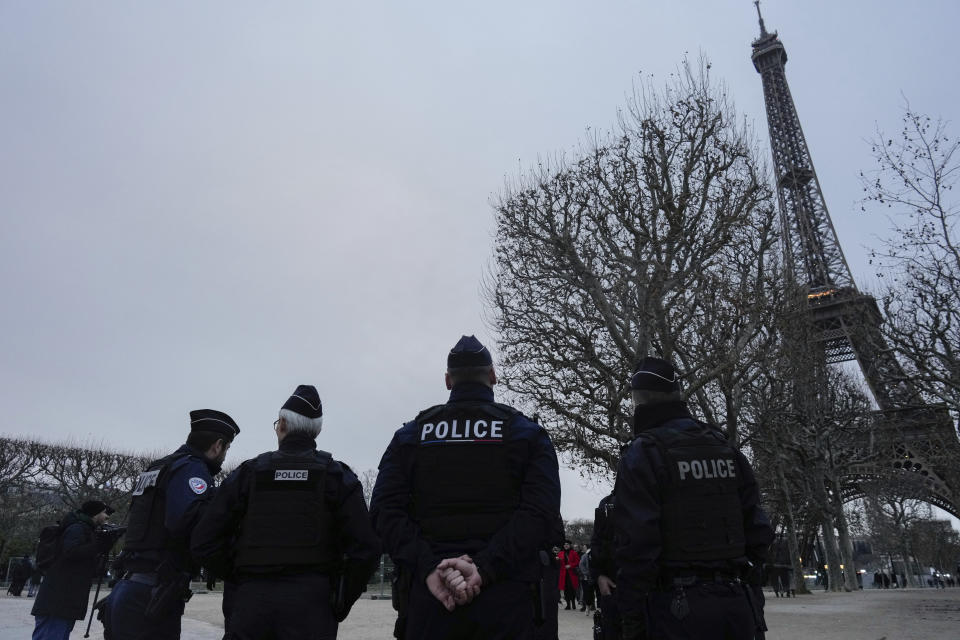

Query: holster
[332,572,348,622]
[534,549,550,627]
[93,594,113,640]
[144,564,192,621]
[742,584,767,634]
[391,565,412,640]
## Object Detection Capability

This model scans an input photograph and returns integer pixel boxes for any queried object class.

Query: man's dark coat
[31,511,103,620]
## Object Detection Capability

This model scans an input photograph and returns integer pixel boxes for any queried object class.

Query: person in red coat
[557,540,580,610]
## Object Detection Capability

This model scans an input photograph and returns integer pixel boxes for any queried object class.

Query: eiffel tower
[750,2,960,517]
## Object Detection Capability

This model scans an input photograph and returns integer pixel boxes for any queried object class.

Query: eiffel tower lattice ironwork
[750,2,960,517]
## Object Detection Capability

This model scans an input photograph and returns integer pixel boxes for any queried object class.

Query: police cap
[281,385,323,419]
[189,409,240,442]
[447,335,493,369]
[630,357,681,393]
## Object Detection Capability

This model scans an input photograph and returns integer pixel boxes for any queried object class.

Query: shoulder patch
[188,477,208,494]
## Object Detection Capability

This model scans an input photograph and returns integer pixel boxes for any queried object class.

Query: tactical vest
[234,449,337,570]
[643,419,745,564]
[412,401,521,543]
[124,451,192,552]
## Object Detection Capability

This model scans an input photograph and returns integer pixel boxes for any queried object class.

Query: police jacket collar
[178,443,222,475]
[278,432,318,453]
[448,382,495,404]
[632,401,692,436]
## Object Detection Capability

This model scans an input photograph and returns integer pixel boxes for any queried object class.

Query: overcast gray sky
[2,1,958,522]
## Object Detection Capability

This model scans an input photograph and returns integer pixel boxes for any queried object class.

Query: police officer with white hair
[191,385,379,640]
[612,357,774,640]
[370,335,561,639]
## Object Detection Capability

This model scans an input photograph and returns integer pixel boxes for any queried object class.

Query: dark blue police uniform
[108,410,239,640]
[370,379,561,640]
[613,377,773,640]
[191,386,380,640]
[590,493,622,640]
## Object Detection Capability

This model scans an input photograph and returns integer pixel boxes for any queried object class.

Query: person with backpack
[31,500,115,640]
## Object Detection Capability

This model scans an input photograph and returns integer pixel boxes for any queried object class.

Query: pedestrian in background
[578,546,596,613]
[31,501,115,640]
[557,541,580,610]
[7,555,30,596]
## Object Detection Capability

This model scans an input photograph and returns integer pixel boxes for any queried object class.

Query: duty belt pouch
[391,566,412,640]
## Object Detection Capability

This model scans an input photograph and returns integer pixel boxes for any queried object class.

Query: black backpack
[35,522,64,573]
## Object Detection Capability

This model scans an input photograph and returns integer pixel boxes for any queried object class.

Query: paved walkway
[2,587,958,639]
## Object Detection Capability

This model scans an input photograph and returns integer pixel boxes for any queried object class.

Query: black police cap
[189,409,240,441]
[630,357,681,393]
[447,335,493,369]
[281,385,323,419]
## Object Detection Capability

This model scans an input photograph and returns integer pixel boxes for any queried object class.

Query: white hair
[279,408,323,437]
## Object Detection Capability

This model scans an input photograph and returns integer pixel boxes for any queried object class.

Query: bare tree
[487,58,779,475]
[861,482,933,586]
[0,437,43,494]
[749,300,875,593]
[563,518,593,549]
[359,468,378,506]
[0,438,47,560]
[861,105,960,421]
[42,439,147,517]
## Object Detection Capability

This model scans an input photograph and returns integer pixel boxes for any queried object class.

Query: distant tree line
[0,436,151,568]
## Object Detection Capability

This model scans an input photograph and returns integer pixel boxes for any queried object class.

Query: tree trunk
[900,538,917,587]
[775,458,809,594]
[820,515,843,592]
[830,484,860,592]
[835,508,860,591]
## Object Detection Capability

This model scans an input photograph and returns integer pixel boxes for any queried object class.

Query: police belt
[126,572,160,587]
[658,570,741,589]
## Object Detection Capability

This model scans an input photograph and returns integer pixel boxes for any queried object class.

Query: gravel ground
[2,587,958,639]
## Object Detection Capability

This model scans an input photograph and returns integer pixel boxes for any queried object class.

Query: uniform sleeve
[370,429,441,582]
[471,425,561,585]
[612,438,663,623]
[328,463,381,612]
[590,499,615,580]
[164,458,217,544]
[736,451,774,568]
[190,465,249,578]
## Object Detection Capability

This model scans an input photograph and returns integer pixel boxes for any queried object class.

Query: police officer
[191,385,380,640]
[370,335,561,640]
[612,357,773,640]
[109,409,240,640]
